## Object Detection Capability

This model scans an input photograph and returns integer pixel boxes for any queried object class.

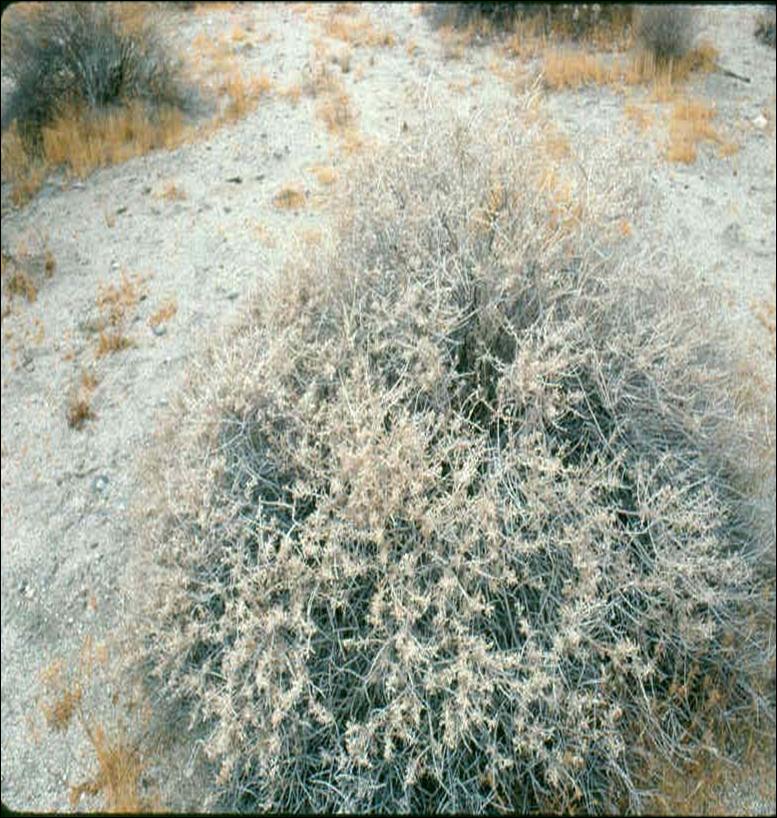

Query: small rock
[752,113,768,129]
[255,173,265,182]
[226,291,239,301]
[224,206,232,213]
[226,176,242,184]
[159,398,169,407]
[92,474,110,495]
[90,541,99,549]
[116,206,128,215]
[142,185,152,195]
[152,324,167,337]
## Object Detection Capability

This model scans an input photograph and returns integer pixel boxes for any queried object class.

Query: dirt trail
[1,3,774,812]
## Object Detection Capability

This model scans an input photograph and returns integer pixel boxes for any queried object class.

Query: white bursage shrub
[133,114,771,813]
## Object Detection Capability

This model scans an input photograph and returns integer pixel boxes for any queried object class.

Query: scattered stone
[226,176,243,184]
[91,475,110,495]
[752,113,768,129]
[226,291,239,301]
[152,324,167,337]
[142,185,152,195]
[116,206,128,215]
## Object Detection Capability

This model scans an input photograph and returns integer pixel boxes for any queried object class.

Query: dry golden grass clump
[37,637,162,812]
[272,185,307,210]
[133,115,774,813]
[66,369,99,430]
[94,271,145,356]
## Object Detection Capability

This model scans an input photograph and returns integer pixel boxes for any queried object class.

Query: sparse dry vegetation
[148,298,178,329]
[665,97,722,164]
[94,271,145,357]
[66,369,99,430]
[272,184,306,210]
[133,117,774,813]
[37,638,162,812]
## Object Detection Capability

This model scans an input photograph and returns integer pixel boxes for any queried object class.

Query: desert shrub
[1,2,193,153]
[633,4,696,63]
[755,7,776,48]
[429,3,633,41]
[132,115,773,813]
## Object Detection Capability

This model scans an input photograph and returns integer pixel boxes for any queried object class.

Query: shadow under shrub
[1,2,195,154]
[132,115,774,813]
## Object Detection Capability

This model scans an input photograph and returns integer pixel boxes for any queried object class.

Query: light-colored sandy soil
[1,3,774,812]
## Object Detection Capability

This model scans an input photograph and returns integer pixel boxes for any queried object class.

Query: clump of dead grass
[149,298,178,329]
[665,97,722,163]
[132,113,774,813]
[220,71,271,123]
[37,637,163,812]
[66,369,99,430]
[272,185,306,210]
[94,270,145,356]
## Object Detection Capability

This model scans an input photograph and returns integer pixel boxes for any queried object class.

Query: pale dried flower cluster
[132,112,773,813]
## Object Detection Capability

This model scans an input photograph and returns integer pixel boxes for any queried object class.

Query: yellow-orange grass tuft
[221,72,272,122]
[273,185,306,210]
[1,122,47,205]
[42,102,187,180]
[39,660,83,731]
[666,98,721,164]
[39,639,161,812]
[95,272,144,356]
[543,40,719,93]
[624,100,654,132]
[157,181,187,201]
[309,164,338,186]
[67,369,99,430]
[279,83,303,106]
[69,723,156,812]
[324,12,395,48]
[148,299,178,329]
[316,89,356,135]
[543,50,612,89]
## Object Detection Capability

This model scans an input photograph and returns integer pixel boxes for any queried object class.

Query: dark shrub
[634,4,696,62]
[428,3,633,42]
[1,2,193,152]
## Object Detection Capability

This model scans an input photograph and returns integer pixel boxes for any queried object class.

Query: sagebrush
[633,4,696,63]
[132,114,774,813]
[1,2,193,153]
